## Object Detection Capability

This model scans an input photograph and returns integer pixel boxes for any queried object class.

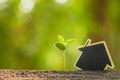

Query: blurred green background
[0,0,119,70]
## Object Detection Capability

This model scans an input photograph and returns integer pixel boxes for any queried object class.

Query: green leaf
[66,39,75,44]
[58,35,65,43]
[54,42,66,51]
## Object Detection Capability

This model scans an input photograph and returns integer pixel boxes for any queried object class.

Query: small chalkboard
[75,39,114,70]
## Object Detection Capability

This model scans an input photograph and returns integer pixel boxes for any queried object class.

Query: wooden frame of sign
[74,39,114,70]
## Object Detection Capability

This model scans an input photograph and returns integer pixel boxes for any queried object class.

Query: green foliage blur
[0,0,119,70]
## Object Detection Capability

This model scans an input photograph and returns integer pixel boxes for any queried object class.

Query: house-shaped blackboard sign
[75,39,114,70]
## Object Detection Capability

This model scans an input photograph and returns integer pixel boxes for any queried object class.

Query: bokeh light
[0,0,8,10]
[0,0,7,3]
[19,0,35,13]
[55,0,68,4]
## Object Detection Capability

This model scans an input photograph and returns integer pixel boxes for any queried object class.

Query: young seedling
[54,35,74,70]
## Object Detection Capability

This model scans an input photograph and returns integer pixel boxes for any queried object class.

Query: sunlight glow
[19,0,35,13]
[55,0,68,4]
[0,0,8,10]
[0,0,7,3]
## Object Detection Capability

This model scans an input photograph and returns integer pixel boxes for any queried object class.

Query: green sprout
[54,35,74,69]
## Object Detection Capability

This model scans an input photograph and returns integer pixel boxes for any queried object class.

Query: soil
[0,70,120,80]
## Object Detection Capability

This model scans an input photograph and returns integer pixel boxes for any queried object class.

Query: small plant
[54,35,74,69]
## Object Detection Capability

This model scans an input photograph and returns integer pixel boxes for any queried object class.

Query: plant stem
[63,50,65,70]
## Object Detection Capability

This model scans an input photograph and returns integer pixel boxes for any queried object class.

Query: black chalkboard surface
[75,39,114,70]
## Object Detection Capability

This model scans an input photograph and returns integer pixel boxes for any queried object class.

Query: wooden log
[0,70,120,80]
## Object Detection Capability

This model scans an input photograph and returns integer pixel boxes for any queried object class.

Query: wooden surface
[0,70,120,80]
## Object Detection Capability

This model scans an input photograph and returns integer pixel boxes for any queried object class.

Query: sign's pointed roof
[75,39,114,70]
